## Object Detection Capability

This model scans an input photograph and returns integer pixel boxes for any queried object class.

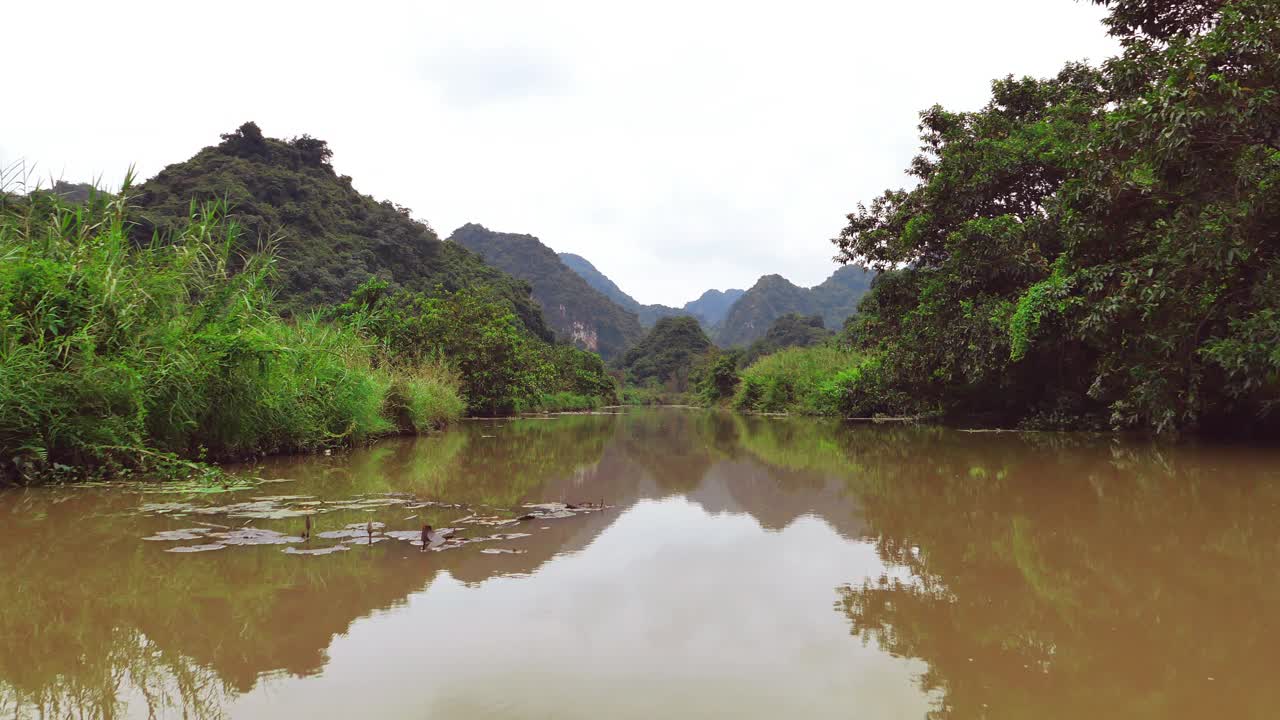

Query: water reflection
[827,432,1280,719]
[0,409,1277,718]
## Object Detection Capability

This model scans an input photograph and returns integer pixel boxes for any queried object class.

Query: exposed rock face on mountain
[617,316,713,390]
[132,122,551,340]
[558,252,687,327]
[451,225,643,359]
[716,265,874,347]
[684,288,746,328]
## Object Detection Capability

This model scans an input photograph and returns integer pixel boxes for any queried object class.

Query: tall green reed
[0,176,462,483]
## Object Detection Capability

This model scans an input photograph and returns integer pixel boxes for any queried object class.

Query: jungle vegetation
[0,172,615,485]
[827,0,1280,434]
[616,316,714,394]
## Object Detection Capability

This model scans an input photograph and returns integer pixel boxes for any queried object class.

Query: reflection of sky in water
[18,412,1271,718]
[229,498,932,719]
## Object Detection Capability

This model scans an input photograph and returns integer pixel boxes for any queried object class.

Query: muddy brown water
[2,408,1278,719]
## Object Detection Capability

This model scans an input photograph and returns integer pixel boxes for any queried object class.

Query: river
[1,408,1277,719]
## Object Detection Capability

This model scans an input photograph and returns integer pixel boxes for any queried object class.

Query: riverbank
[0,186,615,486]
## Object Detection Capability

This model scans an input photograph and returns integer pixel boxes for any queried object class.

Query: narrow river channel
[2,408,1277,719]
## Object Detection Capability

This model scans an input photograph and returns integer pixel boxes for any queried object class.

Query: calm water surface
[2,408,1278,719]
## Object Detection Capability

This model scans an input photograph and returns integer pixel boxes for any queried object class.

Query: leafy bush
[530,392,604,413]
[734,346,856,414]
[691,349,742,405]
[334,278,616,416]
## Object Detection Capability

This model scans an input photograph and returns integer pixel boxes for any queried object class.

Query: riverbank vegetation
[684,0,1280,435]
[0,182,614,484]
[826,0,1280,435]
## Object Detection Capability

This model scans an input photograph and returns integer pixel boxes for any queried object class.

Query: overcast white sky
[3,1,1117,306]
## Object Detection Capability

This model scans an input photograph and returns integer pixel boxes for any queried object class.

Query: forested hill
[451,225,643,359]
[132,123,551,340]
[558,253,687,327]
[617,316,713,391]
[717,265,874,347]
[740,313,833,367]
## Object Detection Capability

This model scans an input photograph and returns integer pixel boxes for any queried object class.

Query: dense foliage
[133,123,551,340]
[833,0,1280,434]
[716,265,874,347]
[333,278,616,415]
[733,346,888,416]
[0,188,464,484]
[690,349,742,406]
[616,316,713,392]
[451,224,642,359]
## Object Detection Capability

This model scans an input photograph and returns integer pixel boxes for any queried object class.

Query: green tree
[834,0,1280,434]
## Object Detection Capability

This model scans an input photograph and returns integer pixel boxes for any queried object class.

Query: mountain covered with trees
[617,316,713,392]
[131,123,551,341]
[557,253,687,327]
[716,265,874,347]
[739,314,833,368]
[450,225,643,359]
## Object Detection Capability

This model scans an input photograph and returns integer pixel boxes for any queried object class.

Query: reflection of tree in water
[0,494,236,718]
[833,434,1280,719]
[0,416,625,719]
[251,413,619,507]
[13,412,1266,719]
[0,633,230,720]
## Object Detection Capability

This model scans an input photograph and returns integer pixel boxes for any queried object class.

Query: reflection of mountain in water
[0,409,869,716]
[13,409,1273,719]
[690,459,867,538]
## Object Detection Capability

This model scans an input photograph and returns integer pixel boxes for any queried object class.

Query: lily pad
[283,545,350,556]
[166,544,226,553]
[216,528,303,546]
[143,528,211,542]
[317,522,386,539]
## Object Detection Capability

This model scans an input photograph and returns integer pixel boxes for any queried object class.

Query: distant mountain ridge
[558,253,745,329]
[684,288,746,328]
[716,265,875,347]
[452,225,643,359]
[558,253,687,327]
[557,251,872,348]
